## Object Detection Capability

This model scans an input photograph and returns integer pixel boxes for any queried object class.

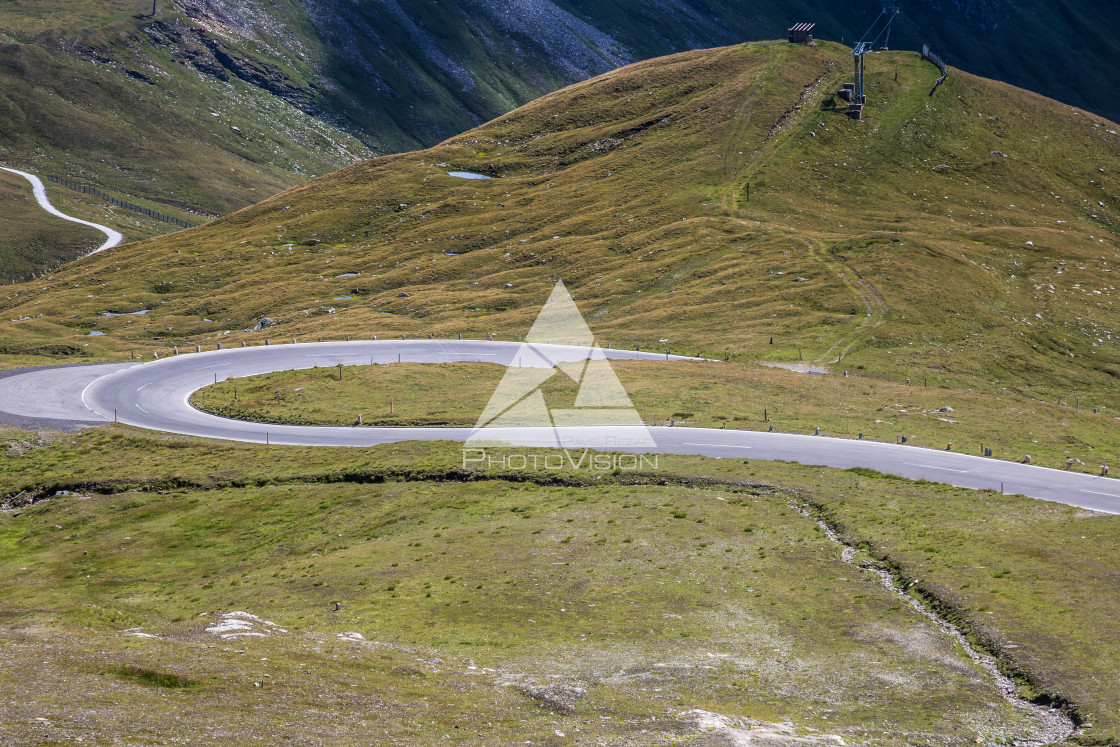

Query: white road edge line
[41,344,1120,516]
[904,462,969,473]
[682,442,751,449]
[79,374,111,420]
[1081,489,1120,499]
[0,166,123,254]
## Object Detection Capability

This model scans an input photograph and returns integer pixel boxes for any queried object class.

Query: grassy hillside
[3,428,1118,743]
[0,169,105,281]
[4,36,1120,747]
[0,1,373,277]
[3,41,1117,402]
[4,1,1119,281]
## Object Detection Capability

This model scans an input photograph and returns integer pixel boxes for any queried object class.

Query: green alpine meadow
[1,6,1119,745]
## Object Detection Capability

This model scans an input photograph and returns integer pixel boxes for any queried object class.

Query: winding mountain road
[1,167,123,254]
[0,340,1117,513]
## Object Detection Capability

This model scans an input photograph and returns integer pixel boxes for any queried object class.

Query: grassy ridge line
[4,0,1120,282]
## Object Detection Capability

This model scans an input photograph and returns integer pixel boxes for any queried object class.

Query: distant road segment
[1,166,123,254]
[0,340,1115,514]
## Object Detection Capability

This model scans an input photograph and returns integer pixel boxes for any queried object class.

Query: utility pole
[847,9,898,119]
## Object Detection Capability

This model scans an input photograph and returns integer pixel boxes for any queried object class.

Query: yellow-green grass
[2,427,1119,742]
[2,42,1118,409]
[3,478,1052,745]
[190,360,1120,474]
[0,0,146,35]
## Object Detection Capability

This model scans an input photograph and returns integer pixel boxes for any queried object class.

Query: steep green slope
[0,169,105,281]
[4,42,1117,402]
[4,1,1119,282]
[0,1,372,278]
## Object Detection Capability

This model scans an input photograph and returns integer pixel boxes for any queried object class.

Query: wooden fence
[921,44,949,96]
[47,175,199,228]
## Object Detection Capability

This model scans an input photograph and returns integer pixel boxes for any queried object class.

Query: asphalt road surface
[2,340,1117,514]
[1,166,123,254]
